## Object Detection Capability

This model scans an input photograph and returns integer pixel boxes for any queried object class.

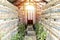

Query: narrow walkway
[24,25,36,40]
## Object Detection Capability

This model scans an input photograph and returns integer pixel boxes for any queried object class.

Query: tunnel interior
[0,0,60,40]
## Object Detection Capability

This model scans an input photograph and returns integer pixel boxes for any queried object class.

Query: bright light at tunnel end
[25,5,35,11]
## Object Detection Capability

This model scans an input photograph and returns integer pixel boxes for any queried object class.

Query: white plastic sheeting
[40,4,60,40]
[0,0,18,40]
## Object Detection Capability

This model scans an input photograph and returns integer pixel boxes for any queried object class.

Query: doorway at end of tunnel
[27,20,33,25]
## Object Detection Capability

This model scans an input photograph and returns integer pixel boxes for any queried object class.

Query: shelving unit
[0,0,19,40]
[40,3,60,40]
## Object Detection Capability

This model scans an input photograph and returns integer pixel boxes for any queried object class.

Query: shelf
[42,23,60,40]
[0,0,18,11]
[1,27,18,40]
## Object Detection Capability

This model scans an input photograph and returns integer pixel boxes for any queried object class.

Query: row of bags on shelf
[0,0,18,11]
[0,4,18,20]
[0,19,18,40]
[1,27,18,40]
[43,4,60,14]
[41,4,60,22]
[0,0,19,40]
[39,19,60,40]
[40,3,60,40]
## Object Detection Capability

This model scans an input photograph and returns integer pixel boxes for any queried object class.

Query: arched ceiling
[8,0,48,6]
[7,0,16,3]
[7,0,60,10]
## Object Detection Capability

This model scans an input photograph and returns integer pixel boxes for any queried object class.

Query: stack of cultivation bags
[41,4,60,40]
[0,0,19,40]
